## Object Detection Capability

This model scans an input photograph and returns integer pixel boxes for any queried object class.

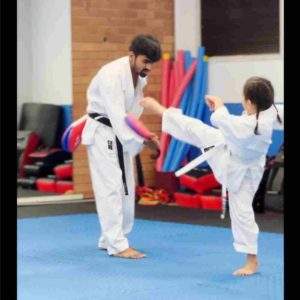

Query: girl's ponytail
[273,103,282,124]
[254,110,260,135]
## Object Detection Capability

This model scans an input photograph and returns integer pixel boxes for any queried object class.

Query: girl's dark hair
[129,34,162,63]
[243,76,282,135]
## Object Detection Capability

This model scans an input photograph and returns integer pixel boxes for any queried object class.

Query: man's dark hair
[129,34,162,62]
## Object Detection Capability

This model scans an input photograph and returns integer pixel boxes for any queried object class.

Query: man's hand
[143,135,160,159]
[144,135,160,151]
[205,95,224,111]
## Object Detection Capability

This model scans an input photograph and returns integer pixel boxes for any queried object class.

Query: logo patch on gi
[107,140,113,150]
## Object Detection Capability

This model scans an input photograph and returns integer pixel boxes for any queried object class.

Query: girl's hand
[205,95,224,111]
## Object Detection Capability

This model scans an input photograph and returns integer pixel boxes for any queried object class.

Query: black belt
[204,145,215,152]
[88,113,128,195]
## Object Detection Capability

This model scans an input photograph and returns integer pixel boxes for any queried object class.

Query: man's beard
[139,69,149,78]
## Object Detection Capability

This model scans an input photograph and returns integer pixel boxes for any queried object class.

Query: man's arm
[99,72,145,156]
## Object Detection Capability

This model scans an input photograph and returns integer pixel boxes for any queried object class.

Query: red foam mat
[56,180,73,194]
[174,192,202,209]
[179,173,220,194]
[36,178,56,193]
[174,193,222,211]
[200,195,222,211]
[54,164,72,179]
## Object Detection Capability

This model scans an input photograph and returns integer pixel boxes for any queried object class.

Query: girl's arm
[205,95,255,144]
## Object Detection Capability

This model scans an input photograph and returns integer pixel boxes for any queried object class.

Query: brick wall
[71,0,174,198]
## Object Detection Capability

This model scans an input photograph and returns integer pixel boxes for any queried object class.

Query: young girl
[139,76,282,276]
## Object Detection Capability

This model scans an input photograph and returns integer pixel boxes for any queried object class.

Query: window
[201,0,280,56]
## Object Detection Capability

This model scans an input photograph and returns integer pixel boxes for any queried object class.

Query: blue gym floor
[18,214,283,300]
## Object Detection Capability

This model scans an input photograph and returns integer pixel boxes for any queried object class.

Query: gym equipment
[56,180,73,194]
[162,51,196,171]
[167,63,175,107]
[179,173,220,194]
[61,125,72,152]
[125,114,160,159]
[19,102,62,148]
[29,148,71,166]
[36,178,56,193]
[167,49,207,172]
[17,177,37,189]
[67,115,87,152]
[125,113,154,140]
[155,171,180,194]
[161,53,172,107]
[61,115,87,152]
[23,162,54,178]
[17,130,40,177]
[157,54,197,171]
[54,163,72,180]
[174,192,202,209]
[174,192,221,211]
[200,195,222,211]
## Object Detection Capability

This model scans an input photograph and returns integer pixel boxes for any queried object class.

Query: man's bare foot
[233,254,258,276]
[112,247,146,259]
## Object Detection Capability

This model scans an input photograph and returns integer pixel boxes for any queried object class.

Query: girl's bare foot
[233,254,258,276]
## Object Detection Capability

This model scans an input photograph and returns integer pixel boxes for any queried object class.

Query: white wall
[207,56,283,103]
[17,0,72,125]
[175,0,200,58]
[174,0,284,103]
[17,0,33,124]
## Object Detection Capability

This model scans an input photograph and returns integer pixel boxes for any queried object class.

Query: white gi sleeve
[99,72,144,156]
[130,78,146,118]
[210,106,255,146]
[130,93,144,118]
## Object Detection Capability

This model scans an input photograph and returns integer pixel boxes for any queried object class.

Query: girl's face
[242,98,257,115]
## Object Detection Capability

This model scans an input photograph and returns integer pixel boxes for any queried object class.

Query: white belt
[175,143,228,219]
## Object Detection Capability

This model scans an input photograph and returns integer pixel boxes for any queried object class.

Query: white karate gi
[81,56,146,255]
[162,105,279,255]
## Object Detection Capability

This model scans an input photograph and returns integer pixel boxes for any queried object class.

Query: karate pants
[85,122,135,255]
[162,110,259,255]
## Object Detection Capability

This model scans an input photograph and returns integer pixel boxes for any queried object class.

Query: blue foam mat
[18,214,283,300]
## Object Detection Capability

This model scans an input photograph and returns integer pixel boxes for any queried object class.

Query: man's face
[130,53,153,78]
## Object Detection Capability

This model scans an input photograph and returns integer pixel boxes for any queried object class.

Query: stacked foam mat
[17,103,74,194]
[35,160,73,194]
[156,47,208,173]
[154,47,222,210]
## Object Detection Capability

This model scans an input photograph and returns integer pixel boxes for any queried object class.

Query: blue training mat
[18,214,283,300]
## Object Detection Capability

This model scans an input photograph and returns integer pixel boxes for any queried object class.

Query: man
[81,34,161,259]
